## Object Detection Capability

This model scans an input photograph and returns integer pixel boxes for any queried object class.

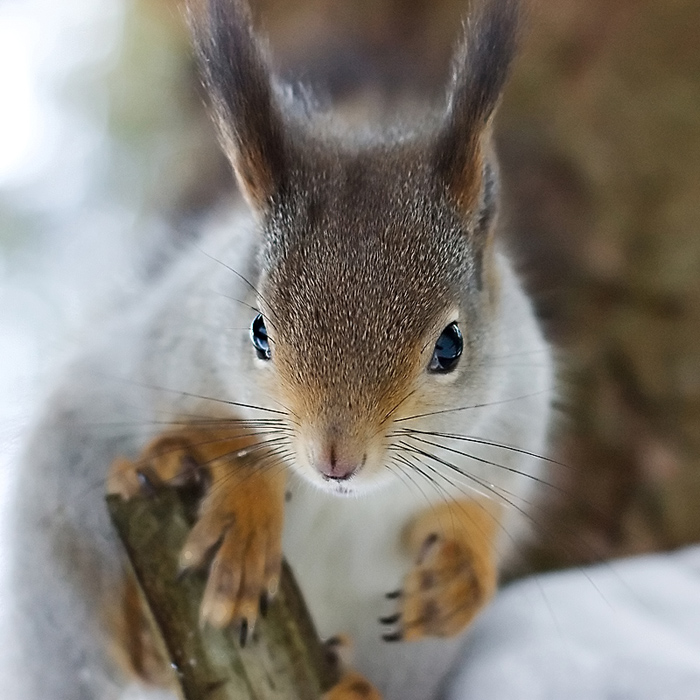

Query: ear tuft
[188,0,286,211]
[434,0,520,215]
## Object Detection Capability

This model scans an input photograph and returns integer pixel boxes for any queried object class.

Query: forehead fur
[260,137,482,408]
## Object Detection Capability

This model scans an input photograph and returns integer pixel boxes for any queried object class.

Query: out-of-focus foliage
[498,0,700,567]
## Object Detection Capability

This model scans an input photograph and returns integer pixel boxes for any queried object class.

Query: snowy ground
[447,546,700,699]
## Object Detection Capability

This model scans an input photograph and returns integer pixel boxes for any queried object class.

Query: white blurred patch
[0,0,128,666]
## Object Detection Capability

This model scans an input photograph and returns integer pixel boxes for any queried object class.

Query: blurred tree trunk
[497,0,700,567]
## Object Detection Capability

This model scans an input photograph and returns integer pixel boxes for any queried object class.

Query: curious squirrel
[4,0,553,698]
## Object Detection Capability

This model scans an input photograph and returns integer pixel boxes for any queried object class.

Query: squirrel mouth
[324,480,356,497]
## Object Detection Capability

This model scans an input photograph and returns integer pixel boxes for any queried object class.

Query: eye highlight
[251,314,271,360]
[429,322,463,373]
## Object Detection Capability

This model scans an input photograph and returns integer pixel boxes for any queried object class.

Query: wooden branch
[106,488,338,700]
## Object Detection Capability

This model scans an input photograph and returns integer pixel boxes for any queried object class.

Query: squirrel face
[253,147,496,494]
[190,0,519,494]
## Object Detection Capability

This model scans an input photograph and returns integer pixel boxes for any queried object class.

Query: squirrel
[2,0,554,698]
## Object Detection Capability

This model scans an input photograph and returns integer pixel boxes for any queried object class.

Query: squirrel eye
[429,322,463,373]
[251,314,271,360]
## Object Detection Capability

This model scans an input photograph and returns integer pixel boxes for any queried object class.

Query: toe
[199,532,244,627]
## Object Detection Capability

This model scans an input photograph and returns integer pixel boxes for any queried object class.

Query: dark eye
[429,322,462,373]
[251,314,271,360]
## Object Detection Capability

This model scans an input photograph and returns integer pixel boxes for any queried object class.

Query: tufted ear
[433,0,519,218]
[188,0,286,211]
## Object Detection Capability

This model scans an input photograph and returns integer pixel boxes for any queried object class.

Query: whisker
[396,443,619,601]
[395,389,551,423]
[395,427,570,469]
[383,460,420,500]
[209,449,292,498]
[395,453,474,542]
[82,433,293,502]
[392,449,512,560]
[196,245,282,327]
[396,446,570,579]
[379,389,418,428]
[210,291,268,319]
[65,417,291,433]
[87,373,289,416]
[392,453,444,517]
[398,433,616,530]
[399,441,548,529]
[398,433,566,494]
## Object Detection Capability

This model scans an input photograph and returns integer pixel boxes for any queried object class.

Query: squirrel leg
[381,499,499,642]
[108,425,286,640]
[105,570,173,688]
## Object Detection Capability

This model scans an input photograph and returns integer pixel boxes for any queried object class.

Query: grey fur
[2,2,553,699]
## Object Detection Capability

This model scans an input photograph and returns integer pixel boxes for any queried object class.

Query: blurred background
[1,0,699,574]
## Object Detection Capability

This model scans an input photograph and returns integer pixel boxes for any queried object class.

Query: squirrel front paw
[381,500,498,642]
[181,455,285,636]
[108,427,286,641]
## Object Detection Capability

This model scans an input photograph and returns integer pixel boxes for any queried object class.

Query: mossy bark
[107,489,337,700]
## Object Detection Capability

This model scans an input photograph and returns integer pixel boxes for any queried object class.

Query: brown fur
[108,0,522,692]
[184,0,522,482]
[188,0,288,209]
[109,428,388,698]
[325,672,383,700]
[397,499,500,640]
[104,573,173,688]
[108,424,286,630]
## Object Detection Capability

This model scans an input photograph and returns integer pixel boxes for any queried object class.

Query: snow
[447,547,700,699]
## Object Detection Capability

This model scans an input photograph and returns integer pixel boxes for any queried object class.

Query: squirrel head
[190,0,520,495]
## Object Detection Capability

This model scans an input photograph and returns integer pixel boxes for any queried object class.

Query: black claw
[184,456,210,491]
[379,613,401,625]
[239,618,249,647]
[323,635,343,667]
[385,590,402,600]
[325,646,339,667]
[259,593,269,618]
[417,532,440,564]
[382,631,403,642]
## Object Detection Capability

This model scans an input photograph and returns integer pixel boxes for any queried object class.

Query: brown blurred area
[141,0,700,572]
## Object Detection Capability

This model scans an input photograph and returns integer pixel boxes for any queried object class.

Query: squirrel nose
[319,463,356,481]
[317,444,360,481]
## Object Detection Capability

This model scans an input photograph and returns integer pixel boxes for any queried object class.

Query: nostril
[317,442,358,481]
[318,461,357,481]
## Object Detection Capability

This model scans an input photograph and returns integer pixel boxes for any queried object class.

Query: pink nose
[317,445,360,481]
[318,460,357,481]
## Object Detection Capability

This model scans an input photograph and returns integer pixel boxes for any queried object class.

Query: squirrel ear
[433,0,519,216]
[188,0,286,211]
